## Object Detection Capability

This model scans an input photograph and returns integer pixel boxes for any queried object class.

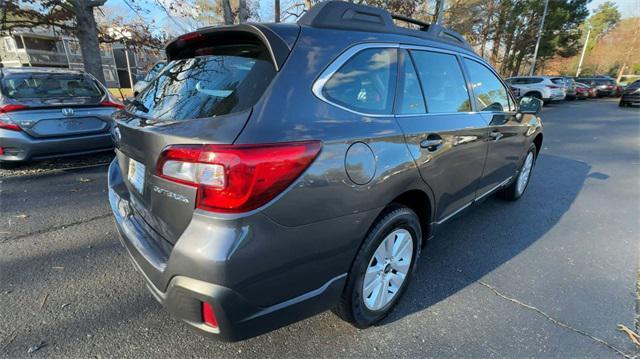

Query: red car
[575,82,594,100]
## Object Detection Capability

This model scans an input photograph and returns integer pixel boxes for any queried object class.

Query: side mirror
[133,91,139,98]
[518,96,543,115]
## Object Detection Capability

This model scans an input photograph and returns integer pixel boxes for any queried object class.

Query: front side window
[322,48,398,114]
[132,43,276,121]
[410,50,471,113]
[464,59,513,112]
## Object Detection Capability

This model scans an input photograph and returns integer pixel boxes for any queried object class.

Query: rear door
[395,48,489,222]
[461,57,528,197]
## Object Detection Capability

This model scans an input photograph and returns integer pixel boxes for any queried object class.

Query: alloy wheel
[362,228,414,311]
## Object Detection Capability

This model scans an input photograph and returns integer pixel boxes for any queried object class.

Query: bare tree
[221,0,233,25]
[3,0,107,83]
[238,0,249,23]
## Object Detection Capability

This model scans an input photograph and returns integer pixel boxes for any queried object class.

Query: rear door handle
[420,136,443,151]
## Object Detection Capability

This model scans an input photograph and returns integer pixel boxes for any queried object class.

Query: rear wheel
[334,205,420,328]
[499,143,537,201]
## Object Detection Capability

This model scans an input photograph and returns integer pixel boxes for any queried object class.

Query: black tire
[619,101,626,107]
[499,143,537,201]
[333,205,421,328]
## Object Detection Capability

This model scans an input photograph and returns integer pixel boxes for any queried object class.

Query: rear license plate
[128,159,146,194]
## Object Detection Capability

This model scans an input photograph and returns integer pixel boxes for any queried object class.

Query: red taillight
[0,104,28,114]
[156,141,322,213]
[202,302,218,328]
[100,101,125,110]
[0,119,21,131]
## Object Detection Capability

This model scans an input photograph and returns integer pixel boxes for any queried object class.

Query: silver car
[0,67,122,163]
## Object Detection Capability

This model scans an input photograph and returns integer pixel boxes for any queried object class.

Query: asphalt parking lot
[1,98,639,358]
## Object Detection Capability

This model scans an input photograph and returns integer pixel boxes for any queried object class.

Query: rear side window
[551,78,565,85]
[132,43,276,121]
[397,50,426,115]
[410,50,471,113]
[463,58,513,112]
[1,74,103,99]
[322,48,398,115]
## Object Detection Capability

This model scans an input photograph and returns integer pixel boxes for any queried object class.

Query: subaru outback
[108,1,544,341]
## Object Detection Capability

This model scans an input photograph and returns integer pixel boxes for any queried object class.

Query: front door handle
[420,135,443,151]
[489,130,503,141]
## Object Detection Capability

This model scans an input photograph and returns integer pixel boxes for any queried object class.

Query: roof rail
[297,1,472,50]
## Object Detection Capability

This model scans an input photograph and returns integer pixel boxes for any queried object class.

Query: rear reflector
[156,141,322,213]
[0,104,28,114]
[100,101,125,110]
[202,302,218,328]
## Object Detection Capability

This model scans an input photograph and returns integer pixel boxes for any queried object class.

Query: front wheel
[334,205,421,328]
[499,144,537,201]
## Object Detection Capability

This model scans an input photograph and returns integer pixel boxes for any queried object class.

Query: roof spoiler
[297,1,471,50]
[165,24,297,71]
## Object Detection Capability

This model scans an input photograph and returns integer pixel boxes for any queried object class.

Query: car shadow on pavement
[382,153,594,325]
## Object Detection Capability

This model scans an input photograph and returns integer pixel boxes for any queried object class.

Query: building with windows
[0,30,162,89]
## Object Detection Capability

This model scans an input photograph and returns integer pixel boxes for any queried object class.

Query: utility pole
[435,0,445,25]
[576,27,591,77]
[275,0,280,23]
[529,0,549,76]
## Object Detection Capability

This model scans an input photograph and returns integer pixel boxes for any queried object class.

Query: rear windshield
[130,43,276,121]
[1,74,103,99]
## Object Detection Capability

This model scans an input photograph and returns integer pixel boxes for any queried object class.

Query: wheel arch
[533,133,543,158]
[387,189,434,246]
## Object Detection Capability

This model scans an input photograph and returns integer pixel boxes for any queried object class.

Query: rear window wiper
[127,99,149,113]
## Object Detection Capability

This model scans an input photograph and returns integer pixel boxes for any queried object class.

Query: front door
[395,49,490,222]
[461,58,528,197]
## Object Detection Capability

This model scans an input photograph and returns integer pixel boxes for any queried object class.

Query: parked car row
[504,75,635,107]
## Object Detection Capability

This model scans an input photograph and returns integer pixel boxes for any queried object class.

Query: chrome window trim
[312,42,400,118]
[312,42,483,118]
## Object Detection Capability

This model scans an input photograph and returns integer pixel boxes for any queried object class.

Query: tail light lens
[156,141,322,213]
[0,119,21,131]
[100,101,125,110]
[0,104,28,114]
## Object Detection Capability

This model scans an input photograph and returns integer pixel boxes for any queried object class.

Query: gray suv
[108,1,543,341]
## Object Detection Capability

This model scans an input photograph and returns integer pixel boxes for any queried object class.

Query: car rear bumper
[0,129,113,162]
[107,159,349,341]
[621,93,640,104]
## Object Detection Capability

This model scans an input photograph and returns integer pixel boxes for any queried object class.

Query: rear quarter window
[322,48,398,115]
